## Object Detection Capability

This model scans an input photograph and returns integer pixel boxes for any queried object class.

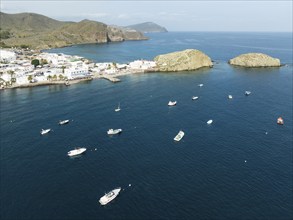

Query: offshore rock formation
[154,49,213,72]
[229,53,281,67]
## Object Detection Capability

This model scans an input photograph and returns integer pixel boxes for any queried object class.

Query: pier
[101,76,121,83]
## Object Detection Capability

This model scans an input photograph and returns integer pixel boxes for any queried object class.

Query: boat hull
[67,148,87,157]
[174,131,184,141]
[99,188,121,205]
[107,129,122,135]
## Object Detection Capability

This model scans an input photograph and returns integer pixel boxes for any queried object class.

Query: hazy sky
[1,0,292,32]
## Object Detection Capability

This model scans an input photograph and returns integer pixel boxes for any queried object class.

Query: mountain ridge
[126,22,168,33]
[0,12,148,50]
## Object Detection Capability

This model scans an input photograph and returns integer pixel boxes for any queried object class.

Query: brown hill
[0,12,147,49]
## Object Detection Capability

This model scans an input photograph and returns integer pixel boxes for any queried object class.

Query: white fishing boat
[99,187,121,205]
[174,130,184,141]
[107,128,122,135]
[168,101,177,106]
[277,117,284,125]
[228,95,233,99]
[207,119,213,125]
[198,84,204,87]
[192,96,199,100]
[67,147,87,157]
[59,119,70,125]
[245,91,251,96]
[115,103,121,112]
[40,128,51,135]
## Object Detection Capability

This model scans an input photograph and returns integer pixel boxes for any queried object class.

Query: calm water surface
[1,32,292,219]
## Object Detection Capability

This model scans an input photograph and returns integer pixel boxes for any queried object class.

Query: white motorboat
[59,119,70,125]
[99,187,121,205]
[115,103,121,112]
[67,147,87,157]
[228,95,233,99]
[207,119,213,125]
[245,91,251,96]
[107,128,122,135]
[277,117,284,125]
[174,130,184,141]
[198,84,204,87]
[168,101,177,106]
[192,96,199,100]
[40,128,51,135]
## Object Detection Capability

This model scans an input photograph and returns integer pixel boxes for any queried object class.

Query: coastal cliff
[0,12,147,49]
[107,26,148,42]
[229,53,281,67]
[154,49,213,72]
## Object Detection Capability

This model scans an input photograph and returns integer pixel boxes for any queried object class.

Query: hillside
[0,12,148,49]
[126,22,168,33]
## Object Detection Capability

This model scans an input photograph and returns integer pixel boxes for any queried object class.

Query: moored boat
[277,117,284,125]
[59,119,70,125]
[40,128,51,135]
[207,119,213,125]
[192,96,199,100]
[245,91,251,96]
[67,147,87,157]
[228,95,233,99]
[115,103,121,112]
[99,187,121,205]
[198,84,204,87]
[107,128,122,135]
[168,101,177,106]
[174,130,184,141]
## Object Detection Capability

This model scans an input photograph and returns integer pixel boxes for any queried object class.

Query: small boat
[115,103,121,112]
[168,101,177,106]
[99,187,121,205]
[198,84,204,87]
[192,96,199,100]
[277,117,284,125]
[207,120,213,125]
[64,82,70,86]
[59,119,70,125]
[228,95,233,99]
[174,130,184,141]
[245,91,251,96]
[67,147,87,157]
[40,128,51,135]
[107,128,122,135]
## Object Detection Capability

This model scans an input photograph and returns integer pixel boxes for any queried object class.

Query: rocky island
[229,53,281,67]
[154,49,213,72]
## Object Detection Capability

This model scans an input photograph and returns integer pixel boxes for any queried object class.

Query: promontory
[154,49,213,72]
[229,53,281,67]
[0,12,148,50]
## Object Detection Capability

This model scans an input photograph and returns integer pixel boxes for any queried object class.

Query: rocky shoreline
[0,47,282,91]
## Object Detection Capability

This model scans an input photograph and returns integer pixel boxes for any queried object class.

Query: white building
[64,66,89,79]
[129,60,157,70]
[0,50,17,63]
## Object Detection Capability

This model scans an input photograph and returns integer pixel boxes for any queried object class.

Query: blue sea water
[1,32,292,220]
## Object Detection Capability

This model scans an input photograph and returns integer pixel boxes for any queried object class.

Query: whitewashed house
[0,50,16,63]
